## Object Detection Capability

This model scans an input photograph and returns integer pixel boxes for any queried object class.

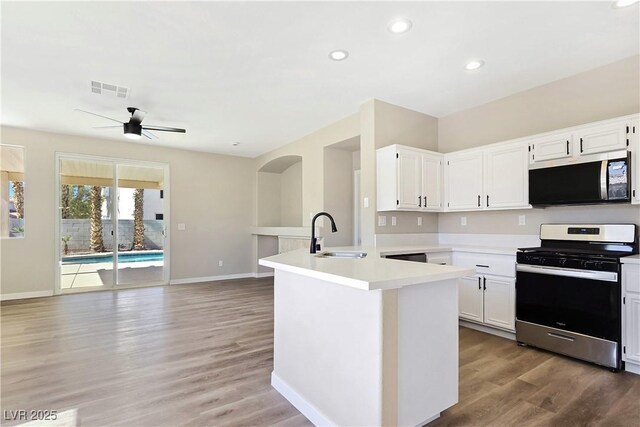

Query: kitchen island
[259,247,474,427]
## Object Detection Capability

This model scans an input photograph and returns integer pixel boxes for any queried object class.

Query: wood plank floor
[2,279,639,426]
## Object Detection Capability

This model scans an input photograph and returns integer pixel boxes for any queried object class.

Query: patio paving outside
[61,259,164,289]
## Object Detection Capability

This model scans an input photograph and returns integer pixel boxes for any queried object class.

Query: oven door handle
[516,264,618,282]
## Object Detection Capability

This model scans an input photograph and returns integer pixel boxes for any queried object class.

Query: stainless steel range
[516,224,638,371]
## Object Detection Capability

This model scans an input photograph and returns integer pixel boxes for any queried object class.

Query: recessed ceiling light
[388,18,412,34]
[613,0,638,8]
[465,60,485,71]
[329,50,349,61]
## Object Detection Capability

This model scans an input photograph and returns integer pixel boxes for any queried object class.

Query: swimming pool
[62,252,164,265]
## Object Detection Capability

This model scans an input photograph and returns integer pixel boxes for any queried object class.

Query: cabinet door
[397,148,422,210]
[576,122,627,156]
[529,133,572,163]
[446,151,483,210]
[629,120,639,204]
[459,275,483,322]
[624,293,640,364]
[422,153,442,210]
[483,276,515,331]
[623,264,640,364]
[484,143,529,209]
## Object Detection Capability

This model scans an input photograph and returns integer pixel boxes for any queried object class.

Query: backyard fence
[61,219,164,252]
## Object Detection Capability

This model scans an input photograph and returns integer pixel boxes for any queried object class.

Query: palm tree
[61,184,70,219]
[90,186,104,252]
[11,181,24,218]
[133,188,145,250]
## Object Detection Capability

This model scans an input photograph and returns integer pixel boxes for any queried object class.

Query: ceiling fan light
[123,122,142,139]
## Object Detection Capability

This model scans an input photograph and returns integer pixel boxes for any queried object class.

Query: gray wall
[437,56,640,234]
[438,55,640,153]
[1,126,256,296]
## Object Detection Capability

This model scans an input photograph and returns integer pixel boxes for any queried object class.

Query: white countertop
[259,246,475,291]
[621,254,640,265]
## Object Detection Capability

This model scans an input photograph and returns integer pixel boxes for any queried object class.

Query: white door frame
[54,152,170,294]
[353,170,361,246]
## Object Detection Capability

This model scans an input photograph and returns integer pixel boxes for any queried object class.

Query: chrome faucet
[310,212,338,254]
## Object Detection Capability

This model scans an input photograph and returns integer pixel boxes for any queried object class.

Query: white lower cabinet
[483,276,516,330]
[458,274,515,331]
[453,251,516,332]
[459,275,483,323]
[623,264,640,370]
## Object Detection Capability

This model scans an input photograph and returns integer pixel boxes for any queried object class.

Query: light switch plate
[378,215,386,226]
[391,216,397,226]
[418,217,422,226]
[460,216,467,226]
[218,260,223,267]
[364,197,369,208]
[519,215,526,225]
[177,223,186,231]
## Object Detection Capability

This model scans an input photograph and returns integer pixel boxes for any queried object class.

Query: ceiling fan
[75,107,186,140]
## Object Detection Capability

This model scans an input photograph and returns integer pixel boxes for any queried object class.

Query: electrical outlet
[461,216,467,226]
[364,197,369,208]
[177,223,186,231]
[418,217,423,226]
[378,215,386,226]
[391,216,397,226]
[218,260,223,267]
[519,215,526,226]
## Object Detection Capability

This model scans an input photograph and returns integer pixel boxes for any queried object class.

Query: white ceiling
[2,1,638,158]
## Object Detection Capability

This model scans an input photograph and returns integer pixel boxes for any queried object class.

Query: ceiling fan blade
[75,108,123,124]
[142,125,186,133]
[93,125,122,129]
[142,129,158,139]
[131,108,146,123]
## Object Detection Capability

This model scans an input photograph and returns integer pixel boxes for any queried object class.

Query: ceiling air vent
[90,81,129,98]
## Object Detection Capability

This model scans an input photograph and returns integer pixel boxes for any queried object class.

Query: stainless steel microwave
[529,153,630,206]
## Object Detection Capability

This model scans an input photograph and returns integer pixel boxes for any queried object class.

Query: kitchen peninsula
[259,247,474,427]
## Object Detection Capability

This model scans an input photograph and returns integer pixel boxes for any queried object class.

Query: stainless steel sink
[316,251,368,259]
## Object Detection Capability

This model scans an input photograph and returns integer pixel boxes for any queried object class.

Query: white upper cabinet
[396,148,422,209]
[422,152,442,209]
[445,151,484,210]
[445,141,529,211]
[529,133,572,163]
[376,145,443,212]
[484,142,529,209]
[575,122,628,156]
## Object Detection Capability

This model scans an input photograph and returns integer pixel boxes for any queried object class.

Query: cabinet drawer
[623,265,640,293]
[452,251,516,277]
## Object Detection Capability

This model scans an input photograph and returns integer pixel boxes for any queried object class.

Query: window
[1,145,25,238]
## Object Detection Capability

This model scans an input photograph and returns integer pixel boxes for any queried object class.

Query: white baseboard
[170,272,273,285]
[0,290,54,301]
[459,320,516,341]
[625,361,640,375]
[271,372,334,427]
[255,272,274,278]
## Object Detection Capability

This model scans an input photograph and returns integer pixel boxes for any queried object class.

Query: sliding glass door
[57,155,168,292]
[116,164,165,286]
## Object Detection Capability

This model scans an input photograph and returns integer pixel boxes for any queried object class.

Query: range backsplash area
[437,204,640,235]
